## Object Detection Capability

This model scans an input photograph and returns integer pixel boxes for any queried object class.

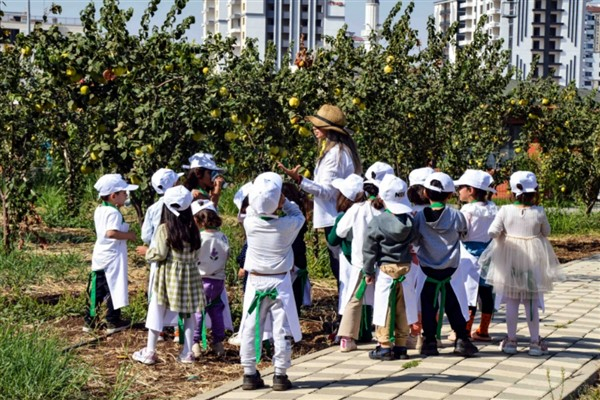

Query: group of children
[84,151,564,392]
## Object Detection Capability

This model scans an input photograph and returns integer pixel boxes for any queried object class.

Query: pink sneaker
[340,337,357,352]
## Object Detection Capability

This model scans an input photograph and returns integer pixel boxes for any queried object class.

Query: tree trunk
[1,190,11,253]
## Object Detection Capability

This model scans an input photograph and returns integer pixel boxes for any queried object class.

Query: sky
[2,0,436,44]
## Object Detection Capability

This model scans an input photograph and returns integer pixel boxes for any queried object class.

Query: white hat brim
[386,202,413,215]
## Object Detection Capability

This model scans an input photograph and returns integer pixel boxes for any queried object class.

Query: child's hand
[237,268,246,280]
[365,275,374,285]
[136,246,148,256]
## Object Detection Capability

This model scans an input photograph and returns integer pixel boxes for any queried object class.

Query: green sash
[248,288,278,363]
[89,271,97,317]
[354,276,368,300]
[425,275,452,340]
[388,276,406,343]
[296,268,308,302]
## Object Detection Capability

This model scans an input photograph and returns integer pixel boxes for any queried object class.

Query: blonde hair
[317,131,362,175]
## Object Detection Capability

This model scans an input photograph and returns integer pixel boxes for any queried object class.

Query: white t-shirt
[460,201,498,243]
[198,230,230,280]
[336,201,381,270]
[91,205,127,271]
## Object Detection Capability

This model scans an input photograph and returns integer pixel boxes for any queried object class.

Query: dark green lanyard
[248,288,278,363]
[102,201,124,223]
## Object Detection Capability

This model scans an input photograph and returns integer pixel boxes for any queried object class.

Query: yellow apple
[352,97,361,106]
[90,151,99,161]
[80,85,89,95]
[135,148,144,156]
[289,97,300,108]
[303,170,311,178]
[230,114,239,124]
[298,126,311,137]
[21,46,31,56]
[384,65,393,74]
[202,67,210,75]
[386,55,395,64]
[210,108,221,118]
[146,144,155,154]
[219,86,229,97]
[193,132,203,142]
[269,146,280,155]
[542,98,550,105]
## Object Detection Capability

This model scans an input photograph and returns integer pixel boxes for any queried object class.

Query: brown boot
[465,309,475,338]
[472,313,493,341]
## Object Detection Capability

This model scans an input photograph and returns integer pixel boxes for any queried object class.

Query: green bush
[0,327,89,400]
[547,209,600,236]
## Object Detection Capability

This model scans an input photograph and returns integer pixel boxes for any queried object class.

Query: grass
[546,208,600,236]
[0,251,88,289]
[0,326,90,400]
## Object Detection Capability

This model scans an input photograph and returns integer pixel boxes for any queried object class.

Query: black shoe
[454,338,479,357]
[272,374,292,391]
[105,319,131,334]
[242,372,265,390]
[393,346,410,360]
[369,345,394,361]
[420,341,439,356]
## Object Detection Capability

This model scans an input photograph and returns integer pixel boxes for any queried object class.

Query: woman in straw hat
[279,104,362,288]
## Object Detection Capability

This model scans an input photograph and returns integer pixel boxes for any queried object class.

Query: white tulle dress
[480,204,563,301]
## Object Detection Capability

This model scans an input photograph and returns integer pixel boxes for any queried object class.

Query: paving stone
[399,388,447,399]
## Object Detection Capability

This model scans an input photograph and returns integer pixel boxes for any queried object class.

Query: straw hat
[305,104,349,135]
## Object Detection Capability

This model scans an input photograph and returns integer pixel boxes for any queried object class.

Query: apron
[415,265,470,322]
[338,258,374,314]
[240,273,301,342]
[104,221,129,310]
[291,266,312,306]
[147,261,178,328]
[373,264,419,326]
[458,244,481,308]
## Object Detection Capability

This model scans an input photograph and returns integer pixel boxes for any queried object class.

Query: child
[191,200,232,358]
[183,152,226,206]
[133,186,205,365]
[335,163,391,352]
[240,172,305,391]
[141,168,182,339]
[84,174,138,333]
[326,173,366,319]
[281,182,311,316]
[482,171,563,356]
[413,172,478,357]
[453,169,498,342]
[363,175,416,360]
[405,166,434,349]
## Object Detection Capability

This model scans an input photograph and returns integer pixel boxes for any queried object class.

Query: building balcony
[486,8,501,15]
[548,21,564,26]
[486,21,500,28]
[229,27,241,33]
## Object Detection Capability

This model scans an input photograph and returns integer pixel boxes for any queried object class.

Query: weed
[546,209,600,236]
[0,251,87,289]
[122,290,149,325]
[0,326,89,400]
[402,360,421,369]
[547,367,566,400]
[104,364,140,400]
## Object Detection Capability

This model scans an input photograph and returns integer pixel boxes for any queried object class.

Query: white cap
[454,169,496,193]
[424,172,455,193]
[163,185,193,217]
[379,174,413,214]
[332,174,364,202]
[94,174,138,196]
[249,172,283,215]
[408,167,435,187]
[191,199,217,215]
[364,162,394,187]
[183,152,224,171]
[233,182,253,211]
[151,168,183,195]
[510,171,538,195]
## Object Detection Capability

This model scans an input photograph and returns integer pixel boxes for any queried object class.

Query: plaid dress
[147,224,206,314]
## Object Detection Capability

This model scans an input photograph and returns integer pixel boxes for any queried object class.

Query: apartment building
[0,11,83,42]
[434,0,600,89]
[202,0,346,67]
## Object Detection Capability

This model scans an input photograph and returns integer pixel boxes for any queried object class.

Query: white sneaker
[132,348,157,365]
[529,339,549,356]
[192,343,202,358]
[340,337,357,352]
[228,331,241,346]
[499,337,518,355]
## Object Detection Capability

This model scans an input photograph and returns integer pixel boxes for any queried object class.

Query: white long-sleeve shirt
[336,201,381,270]
[300,145,355,228]
[243,199,306,275]
[488,204,551,239]
[141,198,164,247]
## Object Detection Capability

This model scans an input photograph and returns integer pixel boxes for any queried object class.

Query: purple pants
[194,278,226,344]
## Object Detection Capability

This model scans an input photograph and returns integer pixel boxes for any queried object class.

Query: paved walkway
[193,256,600,400]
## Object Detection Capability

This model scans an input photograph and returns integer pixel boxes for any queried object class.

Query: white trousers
[240,292,293,375]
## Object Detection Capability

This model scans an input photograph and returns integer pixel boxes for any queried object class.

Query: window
[533,27,541,36]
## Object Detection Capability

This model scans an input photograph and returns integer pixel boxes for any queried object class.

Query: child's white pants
[240,294,293,376]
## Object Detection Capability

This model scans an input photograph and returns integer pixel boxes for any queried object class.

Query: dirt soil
[19,234,600,399]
